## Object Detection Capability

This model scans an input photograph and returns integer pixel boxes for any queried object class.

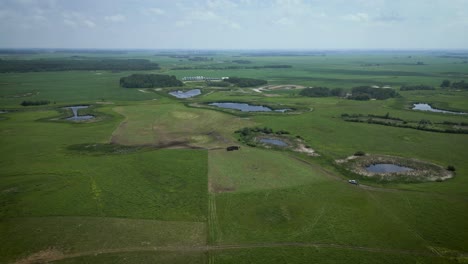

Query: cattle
[226,146,240,151]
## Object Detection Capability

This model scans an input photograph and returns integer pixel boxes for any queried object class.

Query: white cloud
[105,14,126,22]
[343,13,370,22]
[83,19,96,28]
[275,17,294,25]
[64,19,76,27]
[206,0,238,9]
[148,8,165,15]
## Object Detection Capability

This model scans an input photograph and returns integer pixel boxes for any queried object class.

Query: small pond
[412,103,466,115]
[366,164,413,173]
[65,106,94,121]
[209,102,290,112]
[169,89,201,98]
[259,138,289,147]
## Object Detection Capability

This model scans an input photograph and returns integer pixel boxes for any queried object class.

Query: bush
[20,100,50,106]
[354,151,366,156]
[447,165,456,171]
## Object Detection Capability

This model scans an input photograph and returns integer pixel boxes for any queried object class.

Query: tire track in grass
[208,194,220,245]
[15,242,462,264]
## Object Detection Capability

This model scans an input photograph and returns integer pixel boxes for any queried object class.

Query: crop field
[1,50,468,263]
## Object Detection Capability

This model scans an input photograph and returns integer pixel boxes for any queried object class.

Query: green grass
[1,51,468,263]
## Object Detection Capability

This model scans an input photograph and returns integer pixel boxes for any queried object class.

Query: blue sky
[1,0,467,49]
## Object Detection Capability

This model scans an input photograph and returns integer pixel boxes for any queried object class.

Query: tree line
[400,84,435,91]
[0,59,160,72]
[299,87,344,97]
[171,65,292,70]
[120,74,183,88]
[441,80,468,89]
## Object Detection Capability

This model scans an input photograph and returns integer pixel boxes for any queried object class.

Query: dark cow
[226,146,240,151]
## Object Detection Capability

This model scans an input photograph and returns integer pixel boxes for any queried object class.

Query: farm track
[208,194,220,245]
[14,242,465,264]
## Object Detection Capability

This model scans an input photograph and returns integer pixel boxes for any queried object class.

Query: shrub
[447,165,456,171]
[354,151,366,156]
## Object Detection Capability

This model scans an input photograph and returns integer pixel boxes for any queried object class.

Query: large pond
[209,102,290,112]
[169,89,201,98]
[65,106,94,121]
[412,103,466,115]
[259,138,289,147]
[366,164,414,173]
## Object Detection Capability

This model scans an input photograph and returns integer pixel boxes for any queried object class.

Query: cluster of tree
[0,59,160,72]
[299,87,345,97]
[400,84,435,91]
[20,100,50,106]
[235,127,290,146]
[440,80,468,89]
[235,127,290,137]
[171,65,291,70]
[232,60,252,64]
[206,81,230,87]
[341,113,468,134]
[120,74,183,88]
[349,86,399,100]
[224,77,267,87]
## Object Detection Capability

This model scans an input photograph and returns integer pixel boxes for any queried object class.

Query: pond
[209,102,290,112]
[366,164,413,173]
[412,103,466,115]
[169,89,201,98]
[259,138,289,147]
[65,106,94,121]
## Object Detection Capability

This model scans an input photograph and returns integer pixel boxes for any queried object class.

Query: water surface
[65,106,94,121]
[259,138,289,147]
[209,102,289,112]
[366,164,413,173]
[412,103,466,115]
[169,89,201,98]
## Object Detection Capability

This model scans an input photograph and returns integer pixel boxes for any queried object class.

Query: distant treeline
[232,60,252,64]
[349,86,399,100]
[224,77,267,87]
[0,59,160,72]
[120,74,183,88]
[299,87,345,97]
[341,113,468,134]
[20,100,50,106]
[400,84,435,91]
[206,81,230,87]
[171,65,292,70]
[441,79,468,89]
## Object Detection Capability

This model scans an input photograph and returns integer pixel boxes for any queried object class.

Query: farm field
[1,50,468,264]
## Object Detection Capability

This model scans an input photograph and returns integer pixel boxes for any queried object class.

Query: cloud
[104,14,126,22]
[147,7,165,15]
[342,12,370,22]
[83,19,96,28]
[64,19,77,27]
[206,0,238,9]
[275,17,294,25]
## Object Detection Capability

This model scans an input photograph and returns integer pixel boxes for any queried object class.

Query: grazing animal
[226,146,240,151]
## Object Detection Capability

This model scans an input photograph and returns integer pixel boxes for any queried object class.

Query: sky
[1,0,468,50]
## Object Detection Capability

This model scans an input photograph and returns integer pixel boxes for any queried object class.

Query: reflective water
[366,164,413,173]
[169,89,201,98]
[259,138,289,146]
[412,103,466,115]
[65,106,94,121]
[209,102,289,112]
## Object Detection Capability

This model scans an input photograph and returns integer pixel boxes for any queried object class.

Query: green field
[1,50,468,263]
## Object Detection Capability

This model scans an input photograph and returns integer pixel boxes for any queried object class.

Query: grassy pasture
[1,50,468,263]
